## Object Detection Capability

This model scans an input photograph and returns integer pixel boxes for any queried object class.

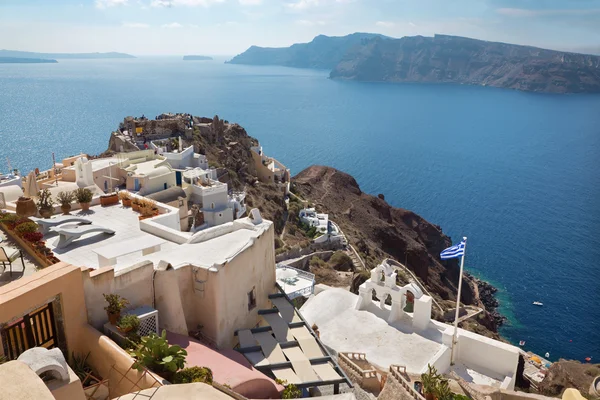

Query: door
[2,302,57,359]
[175,171,182,186]
[134,178,140,191]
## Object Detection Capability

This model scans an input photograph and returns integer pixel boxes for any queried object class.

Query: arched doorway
[404,291,415,313]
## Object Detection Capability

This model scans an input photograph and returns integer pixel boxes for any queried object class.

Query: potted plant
[132,198,141,212]
[100,192,119,207]
[74,188,93,211]
[421,364,440,400]
[130,330,187,380]
[117,314,140,334]
[118,191,132,207]
[36,188,55,218]
[56,191,75,215]
[103,293,129,325]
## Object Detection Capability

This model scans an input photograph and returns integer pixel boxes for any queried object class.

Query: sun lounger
[52,225,115,249]
[31,215,92,234]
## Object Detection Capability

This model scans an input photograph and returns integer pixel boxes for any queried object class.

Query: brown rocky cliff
[292,165,475,305]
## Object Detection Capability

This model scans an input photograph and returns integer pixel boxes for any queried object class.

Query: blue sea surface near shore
[0,57,598,362]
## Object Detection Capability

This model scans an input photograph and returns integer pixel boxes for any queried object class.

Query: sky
[0,0,599,56]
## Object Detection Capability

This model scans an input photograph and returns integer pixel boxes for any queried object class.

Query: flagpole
[450,236,467,366]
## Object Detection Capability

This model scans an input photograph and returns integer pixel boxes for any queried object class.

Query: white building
[299,208,329,233]
[154,143,209,171]
[301,260,520,391]
[183,168,246,230]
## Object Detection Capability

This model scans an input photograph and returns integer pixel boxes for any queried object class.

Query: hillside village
[0,113,597,400]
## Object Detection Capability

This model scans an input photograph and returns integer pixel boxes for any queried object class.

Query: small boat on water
[519,340,526,346]
[533,301,543,306]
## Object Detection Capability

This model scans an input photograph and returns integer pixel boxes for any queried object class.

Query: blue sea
[1,57,599,362]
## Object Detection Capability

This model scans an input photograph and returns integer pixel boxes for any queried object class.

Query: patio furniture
[31,215,92,234]
[91,236,165,267]
[51,225,115,249]
[0,247,25,276]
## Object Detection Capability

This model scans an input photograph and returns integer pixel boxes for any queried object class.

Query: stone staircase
[378,365,425,400]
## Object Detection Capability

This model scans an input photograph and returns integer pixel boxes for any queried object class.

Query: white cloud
[238,0,262,5]
[496,8,600,17]
[150,0,224,7]
[122,22,150,28]
[408,21,416,27]
[96,0,128,9]
[375,21,395,28]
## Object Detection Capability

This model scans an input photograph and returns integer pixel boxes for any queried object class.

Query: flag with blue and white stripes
[440,239,466,259]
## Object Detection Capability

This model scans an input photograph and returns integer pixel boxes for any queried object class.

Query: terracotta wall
[0,263,89,358]
[80,325,166,398]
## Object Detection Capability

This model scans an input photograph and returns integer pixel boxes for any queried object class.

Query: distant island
[0,50,135,59]
[227,33,383,69]
[0,57,57,64]
[183,55,213,61]
[228,33,600,94]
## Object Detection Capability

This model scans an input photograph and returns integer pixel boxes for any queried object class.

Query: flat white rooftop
[46,205,179,270]
[300,288,444,373]
[143,227,266,269]
[45,204,271,272]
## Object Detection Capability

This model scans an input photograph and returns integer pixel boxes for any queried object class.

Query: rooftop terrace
[45,205,179,270]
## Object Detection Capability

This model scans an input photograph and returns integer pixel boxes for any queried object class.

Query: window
[179,199,184,207]
[219,213,222,217]
[248,288,256,311]
[211,202,215,209]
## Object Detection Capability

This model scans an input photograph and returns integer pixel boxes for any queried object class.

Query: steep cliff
[291,165,476,306]
[227,33,383,69]
[331,34,600,93]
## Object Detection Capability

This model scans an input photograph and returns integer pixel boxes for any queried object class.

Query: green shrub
[274,237,284,249]
[117,314,140,332]
[74,188,93,203]
[309,256,326,268]
[329,251,353,271]
[0,213,19,224]
[36,188,54,209]
[306,226,317,238]
[275,247,287,255]
[172,366,213,384]
[103,293,129,314]
[453,395,471,400]
[56,191,75,206]
[130,330,187,375]
[275,379,302,399]
[15,221,39,234]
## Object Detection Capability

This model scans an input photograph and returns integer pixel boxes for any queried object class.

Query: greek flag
[440,239,466,259]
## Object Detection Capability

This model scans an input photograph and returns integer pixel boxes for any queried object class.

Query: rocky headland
[229,33,600,94]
